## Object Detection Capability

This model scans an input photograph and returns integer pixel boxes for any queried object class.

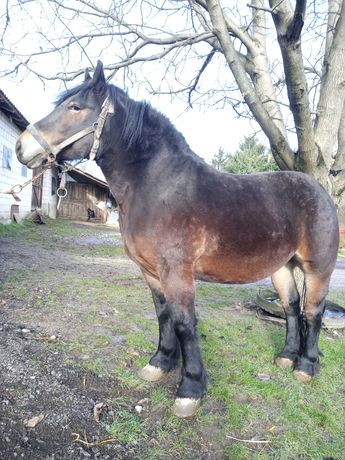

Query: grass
[0,220,33,236]
[108,408,147,444]
[86,243,125,257]
[199,316,345,459]
[1,217,345,459]
[196,282,256,309]
[328,288,345,306]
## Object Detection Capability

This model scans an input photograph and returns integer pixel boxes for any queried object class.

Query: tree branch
[188,48,216,107]
[269,0,315,172]
[247,3,273,14]
[324,0,342,64]
[0,0,11,45]
[206,0,294,169]
[287,0,306,43]
[315,0,345,169]
[249,0,287,137]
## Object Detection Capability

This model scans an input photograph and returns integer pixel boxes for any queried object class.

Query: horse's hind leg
[272,263,302,368]
[139,273,180,382]
[293,273,330,383]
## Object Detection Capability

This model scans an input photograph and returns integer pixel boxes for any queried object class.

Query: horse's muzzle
[15,131,47,168]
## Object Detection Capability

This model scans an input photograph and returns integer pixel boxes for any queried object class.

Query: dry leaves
[24,414,44,428]
[93,402,105,423]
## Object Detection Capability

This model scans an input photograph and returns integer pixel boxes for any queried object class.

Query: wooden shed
[57,167,115,223]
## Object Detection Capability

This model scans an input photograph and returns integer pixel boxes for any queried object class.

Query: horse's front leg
[140,269,206,416]
[161,265,207,417]
[139,274,180,381]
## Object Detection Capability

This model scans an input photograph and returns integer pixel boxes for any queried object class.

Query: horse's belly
[195,248,295,284]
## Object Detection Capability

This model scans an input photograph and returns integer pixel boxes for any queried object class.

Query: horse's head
[16,61,112,168]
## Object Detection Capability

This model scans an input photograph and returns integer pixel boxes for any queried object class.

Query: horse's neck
[98,97,202,205]
[99,160,130,206]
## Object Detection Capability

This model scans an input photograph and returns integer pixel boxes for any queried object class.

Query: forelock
[54,82,91,107]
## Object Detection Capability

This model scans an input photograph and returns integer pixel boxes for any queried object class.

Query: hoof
[274,357,294,369]
[293,369,312,383]
[138,364,166,382]
[172,398,201,418]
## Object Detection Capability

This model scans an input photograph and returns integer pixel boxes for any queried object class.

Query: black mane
[107,85,197,161]
[56,80,197,161]
[108,86,148,151]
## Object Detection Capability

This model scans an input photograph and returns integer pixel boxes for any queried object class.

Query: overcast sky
[0,0,264,164]
[1,73,256,165]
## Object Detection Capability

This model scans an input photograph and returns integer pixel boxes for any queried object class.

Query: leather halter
[26,96,114,162]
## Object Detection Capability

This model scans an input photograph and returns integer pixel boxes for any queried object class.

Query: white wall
[41,167,58,219]
[0,111,32,222]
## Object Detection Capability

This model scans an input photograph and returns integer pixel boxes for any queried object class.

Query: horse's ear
[84,69,92,81]
[92,61,107,97]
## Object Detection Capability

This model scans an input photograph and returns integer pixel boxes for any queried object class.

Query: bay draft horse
[16,62,339,417]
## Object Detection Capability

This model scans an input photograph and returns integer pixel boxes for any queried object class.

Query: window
[2,145,12,170]
[52,176,57,195]
[21,164,28,177]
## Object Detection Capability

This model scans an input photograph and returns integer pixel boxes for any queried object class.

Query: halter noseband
[26,96,114,162]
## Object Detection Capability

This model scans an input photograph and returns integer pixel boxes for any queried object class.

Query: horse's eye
[68,104,81,112]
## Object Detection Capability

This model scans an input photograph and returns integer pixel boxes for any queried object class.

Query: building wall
[41,167,58,219]
[0,111,32,222]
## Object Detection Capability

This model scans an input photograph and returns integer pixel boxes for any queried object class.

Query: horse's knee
[174,313,197,340]
[284,297,300,316]
[304,308,323,326]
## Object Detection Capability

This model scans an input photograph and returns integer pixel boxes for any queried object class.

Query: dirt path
[0,223,144,459]
[332,260,345,288]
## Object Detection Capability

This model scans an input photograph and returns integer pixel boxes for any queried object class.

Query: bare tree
[1,0,344,223]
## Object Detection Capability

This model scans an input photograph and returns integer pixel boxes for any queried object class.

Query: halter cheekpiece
[26,96,114,162]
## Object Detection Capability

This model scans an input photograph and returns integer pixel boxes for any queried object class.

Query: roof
[0,89,29,131]
[67,167,109,190]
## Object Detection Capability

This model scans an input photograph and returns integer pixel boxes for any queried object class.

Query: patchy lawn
[0,219,344,459]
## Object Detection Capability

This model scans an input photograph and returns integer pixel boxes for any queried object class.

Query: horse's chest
[121,231,159,274]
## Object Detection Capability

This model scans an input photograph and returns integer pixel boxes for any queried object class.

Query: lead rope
[0,158,90,211]
[0,162,52,201]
